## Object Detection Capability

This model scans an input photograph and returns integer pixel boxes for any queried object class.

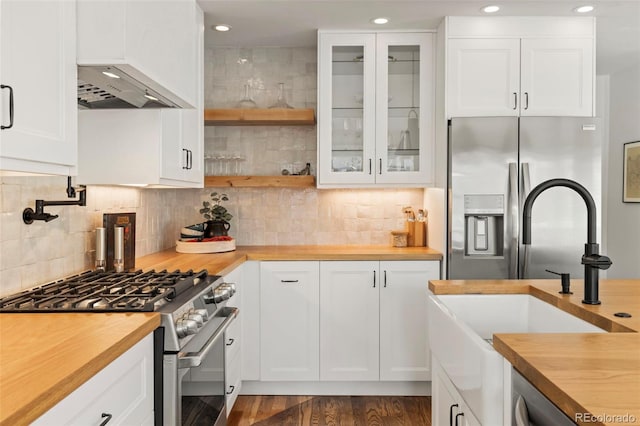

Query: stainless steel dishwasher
[511,368,577,426]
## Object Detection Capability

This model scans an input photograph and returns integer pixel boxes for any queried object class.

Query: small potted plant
[200,192,233,238]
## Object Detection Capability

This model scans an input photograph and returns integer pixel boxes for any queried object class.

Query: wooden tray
[175,239,236,254]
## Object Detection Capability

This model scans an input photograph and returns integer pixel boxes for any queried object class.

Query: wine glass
[268,82,293,109]
[235,84,257,108]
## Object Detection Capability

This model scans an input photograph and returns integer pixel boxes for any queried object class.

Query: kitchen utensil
[114,226,124,272]
[95,227,106,271]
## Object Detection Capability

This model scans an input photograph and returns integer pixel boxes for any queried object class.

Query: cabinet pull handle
[455,412,464,426]
[384,270,387,287]
[187,149,193,169]
[226,338,235,346]
[373,270,376,288]
[281,279,299,283]
[524,92,529,110]
[512,92,517,110]
[379,158,382,175]
[182,148,189,169]
[369,158,372,175]
[100,413,113,426]
[227,385,235,395]
[1,84,14,130]
[449,403,459,426]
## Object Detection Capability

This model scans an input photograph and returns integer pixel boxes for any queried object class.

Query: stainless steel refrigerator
[447,117,603,279]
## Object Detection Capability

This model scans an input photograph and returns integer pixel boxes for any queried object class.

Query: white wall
[606,63,640,278]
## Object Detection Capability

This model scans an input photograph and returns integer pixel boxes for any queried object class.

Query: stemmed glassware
[268,82,293,109]
[235,84,257,108]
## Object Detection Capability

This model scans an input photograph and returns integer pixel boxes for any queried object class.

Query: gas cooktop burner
[0,269,213,312]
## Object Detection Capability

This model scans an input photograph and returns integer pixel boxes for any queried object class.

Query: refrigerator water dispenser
[464,195,504,257]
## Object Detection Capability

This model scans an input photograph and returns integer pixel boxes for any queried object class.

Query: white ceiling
[198,0,640,75]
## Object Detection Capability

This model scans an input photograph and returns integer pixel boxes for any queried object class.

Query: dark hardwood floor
[228,395,432,426]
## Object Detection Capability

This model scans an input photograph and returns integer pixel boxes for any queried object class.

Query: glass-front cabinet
[318,32,434,187]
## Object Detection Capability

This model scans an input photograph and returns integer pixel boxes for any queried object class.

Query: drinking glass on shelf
[231,153,245,175]
[204,155,215,175]
[268,82,293,109]
[235,84,258,108]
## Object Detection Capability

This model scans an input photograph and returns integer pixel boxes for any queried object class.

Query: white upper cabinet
[520,38,594,116]
[78,108,204,187]
[77,0,199,108]
[446,17,595,118]
[0,0,77,175]
[318,31,435,187]
[447,38,520,117]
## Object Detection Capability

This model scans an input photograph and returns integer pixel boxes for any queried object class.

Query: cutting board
[175,239,236,254]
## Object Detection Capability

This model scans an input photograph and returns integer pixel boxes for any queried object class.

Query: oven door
[164,307,238,426]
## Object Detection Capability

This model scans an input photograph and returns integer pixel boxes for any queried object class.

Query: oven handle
[178,307,238,369]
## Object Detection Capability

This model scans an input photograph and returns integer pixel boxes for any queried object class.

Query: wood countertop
[494,333,640,426]
[429,279,640,426]
[0,313,160,426]
[0,245,440,425]
[136,245,443,274]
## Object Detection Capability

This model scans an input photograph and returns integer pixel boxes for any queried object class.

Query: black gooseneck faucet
[522,178,612,305]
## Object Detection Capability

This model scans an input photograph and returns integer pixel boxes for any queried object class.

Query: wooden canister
[414,221,426,247]
[391,230,409,247]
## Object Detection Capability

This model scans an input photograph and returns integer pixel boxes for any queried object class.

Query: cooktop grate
[0,269,209,312]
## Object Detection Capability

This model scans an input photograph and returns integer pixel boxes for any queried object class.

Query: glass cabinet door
[318,32,434,187]
[375,33,434,184]
[318,33,376,185]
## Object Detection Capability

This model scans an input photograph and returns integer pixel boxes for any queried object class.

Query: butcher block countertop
[429,279,640,426]
[0,313,160,426]
[136,244,443,274]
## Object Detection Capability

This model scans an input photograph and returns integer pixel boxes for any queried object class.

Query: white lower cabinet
[320,261,438,381]
[433,357,481,426]
[259,261,320,381]
[379,261,436,381]
[33,334,154,425]
[320,261,380,381]
[224,266,243,415]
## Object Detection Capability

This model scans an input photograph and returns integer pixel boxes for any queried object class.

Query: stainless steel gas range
[0,269,239,426]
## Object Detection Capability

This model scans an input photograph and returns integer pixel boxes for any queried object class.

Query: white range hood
[76,0,199,109]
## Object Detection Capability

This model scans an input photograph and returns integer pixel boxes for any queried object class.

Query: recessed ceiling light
[482,5,500,13]
[371,17,389,25]
[102,71,120,79]
[574,5,594,13]
[213,24,231,32]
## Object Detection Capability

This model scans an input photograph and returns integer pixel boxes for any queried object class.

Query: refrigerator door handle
[508,163,519,278]
[520,163,532,277]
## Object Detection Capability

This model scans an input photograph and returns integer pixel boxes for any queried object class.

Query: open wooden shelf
[204,108,316,126]
[205,175,316,188]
